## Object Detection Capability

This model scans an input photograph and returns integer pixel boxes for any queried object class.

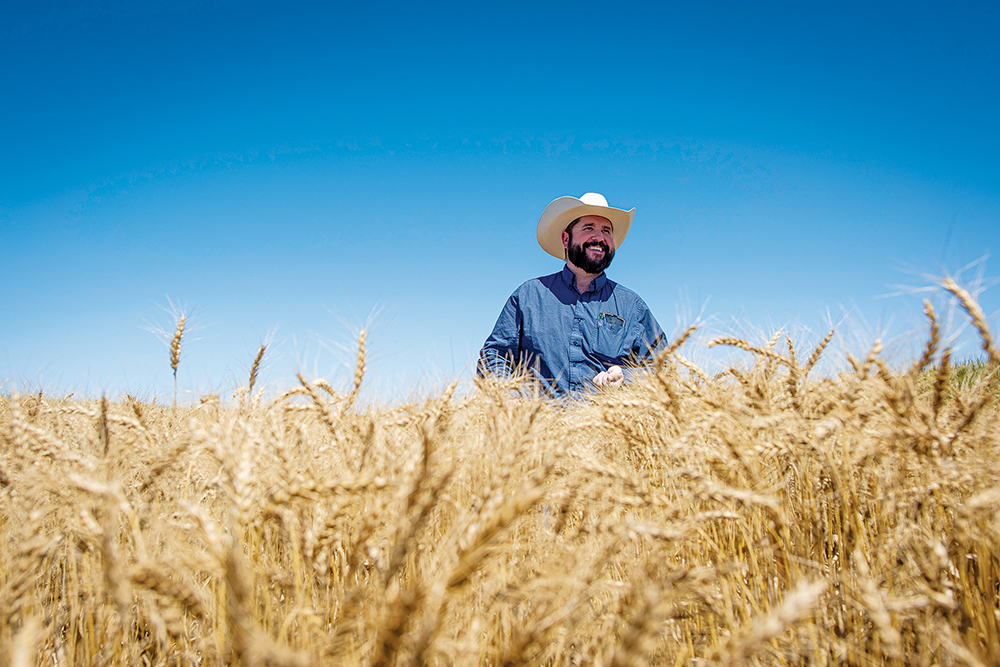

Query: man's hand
[593,365,624,389]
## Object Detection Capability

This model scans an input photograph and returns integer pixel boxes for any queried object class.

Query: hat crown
[579,192,609,207]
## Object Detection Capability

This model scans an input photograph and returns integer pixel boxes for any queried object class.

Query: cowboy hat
[536,192,635,260]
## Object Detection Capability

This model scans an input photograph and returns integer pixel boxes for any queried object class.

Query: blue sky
[2,0,998,402]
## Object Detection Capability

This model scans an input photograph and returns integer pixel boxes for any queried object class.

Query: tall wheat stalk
[169,314,185,408]
[248,343,266,397]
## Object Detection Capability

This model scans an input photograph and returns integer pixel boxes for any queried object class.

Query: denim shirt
[478,265,666,397]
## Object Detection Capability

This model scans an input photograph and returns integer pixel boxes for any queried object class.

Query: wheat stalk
[170,314,185,408]
[343,329,367,411]
[248,343,266,397]
[943,277,999,366]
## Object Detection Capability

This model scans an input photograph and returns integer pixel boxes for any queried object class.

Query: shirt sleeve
[477,292,522,378]
[623,300,668,380]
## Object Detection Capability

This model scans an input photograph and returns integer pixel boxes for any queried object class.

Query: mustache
[582,240,610,252]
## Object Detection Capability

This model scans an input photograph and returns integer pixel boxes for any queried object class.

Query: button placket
[569,297,586,390]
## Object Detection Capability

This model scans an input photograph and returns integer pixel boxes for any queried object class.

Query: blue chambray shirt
[478,265,666,397]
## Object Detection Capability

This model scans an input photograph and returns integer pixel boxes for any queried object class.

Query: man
[478,192,666,397]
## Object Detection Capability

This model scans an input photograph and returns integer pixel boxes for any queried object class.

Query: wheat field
[1,286,998,666]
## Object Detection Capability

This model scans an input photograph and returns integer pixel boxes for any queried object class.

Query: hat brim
[536,196,635,260]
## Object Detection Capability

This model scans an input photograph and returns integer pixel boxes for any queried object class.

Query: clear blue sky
[2,0,998,402]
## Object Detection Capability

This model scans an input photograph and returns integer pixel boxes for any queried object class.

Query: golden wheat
[1,291,999,665]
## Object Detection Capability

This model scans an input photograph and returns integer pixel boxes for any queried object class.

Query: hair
[564,217,583,235]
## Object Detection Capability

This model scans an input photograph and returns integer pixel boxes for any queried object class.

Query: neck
[566,261,602,294]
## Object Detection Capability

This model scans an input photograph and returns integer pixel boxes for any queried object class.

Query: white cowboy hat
[536,192,635,260]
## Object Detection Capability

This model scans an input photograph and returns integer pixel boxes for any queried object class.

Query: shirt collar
[560,264,607,294]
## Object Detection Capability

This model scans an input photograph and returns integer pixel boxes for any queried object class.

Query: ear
[561,230,570,250]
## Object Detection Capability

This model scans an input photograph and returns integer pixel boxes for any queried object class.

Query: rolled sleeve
[635,302,667,362]
[621,301,667,382]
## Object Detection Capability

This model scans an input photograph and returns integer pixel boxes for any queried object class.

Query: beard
[567,237,615,274]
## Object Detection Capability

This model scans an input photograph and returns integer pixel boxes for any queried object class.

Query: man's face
[562,215,615,275]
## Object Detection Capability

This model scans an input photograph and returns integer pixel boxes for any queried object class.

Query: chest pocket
[594,311,628,361]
